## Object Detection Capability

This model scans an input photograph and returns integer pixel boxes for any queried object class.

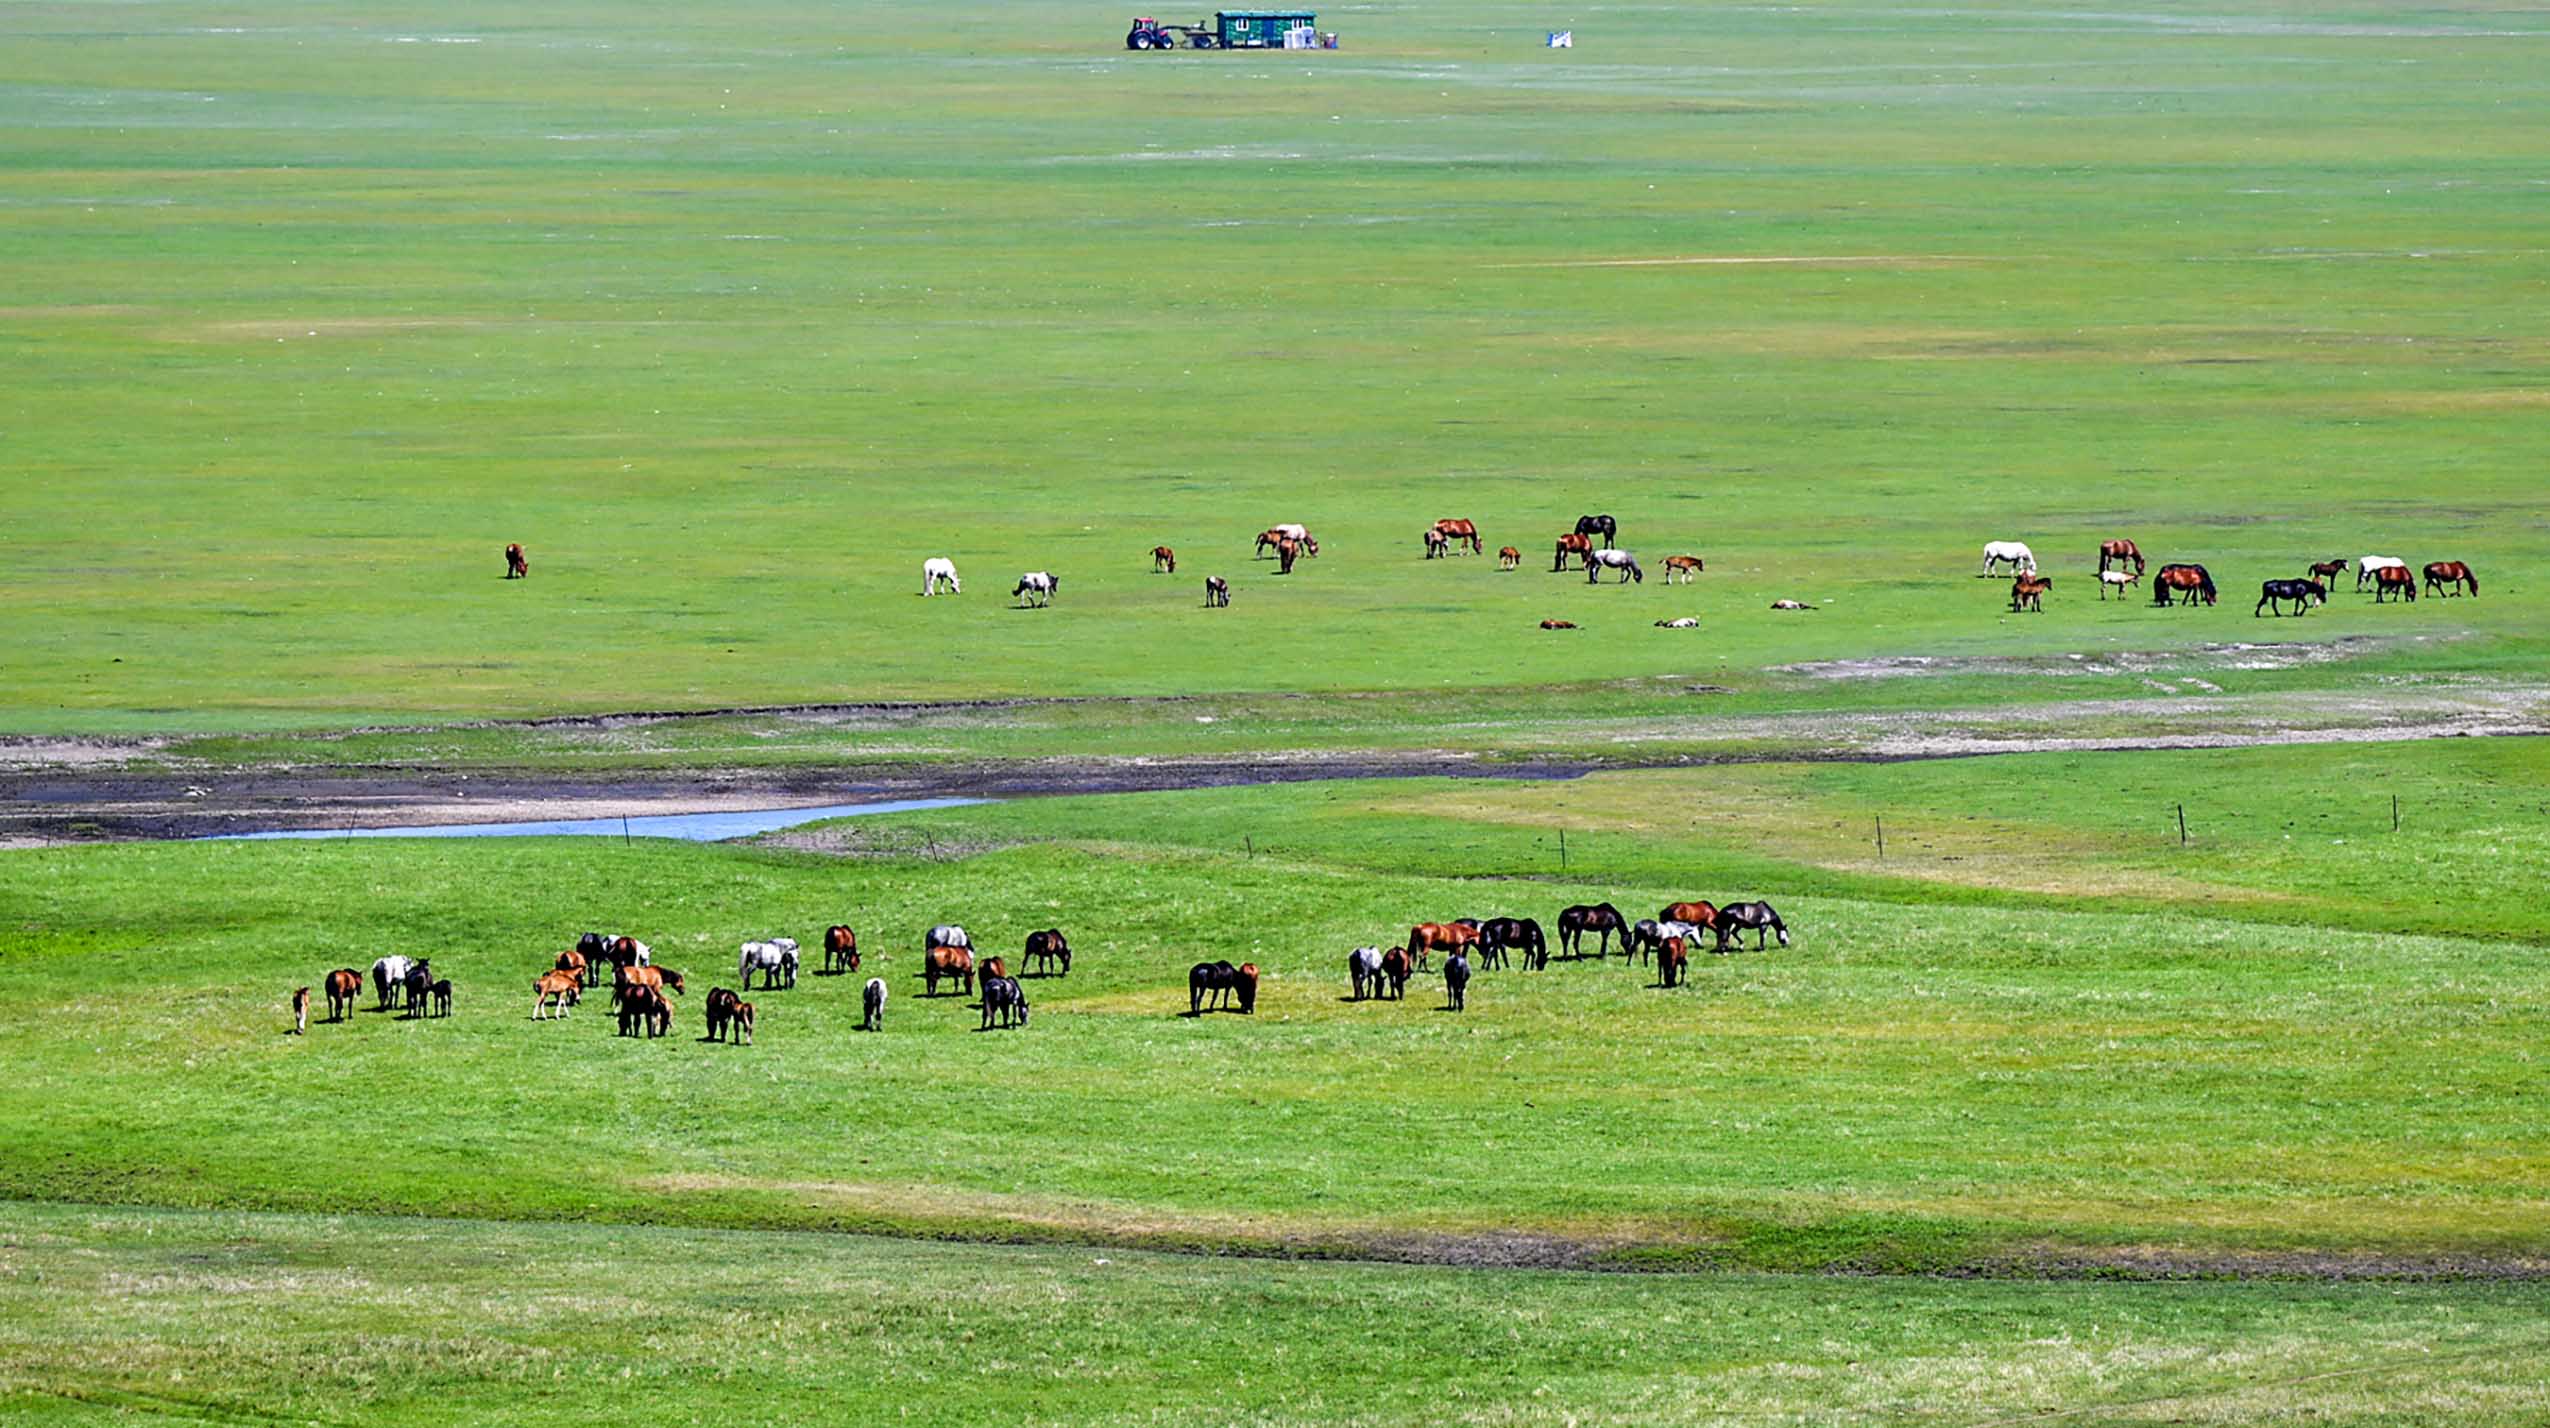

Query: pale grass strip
[1961,1335,2550,1428]
[1481,253,2000,269]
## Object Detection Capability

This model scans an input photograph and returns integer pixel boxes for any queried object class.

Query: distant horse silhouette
[1152,545,1176,574]
[1499,546,1521,570]
[504,543,528,579]
[2255,578,2326,617]
[2009,574,2052,613]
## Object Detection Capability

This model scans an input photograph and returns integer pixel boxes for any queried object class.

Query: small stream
[209,797,990,843]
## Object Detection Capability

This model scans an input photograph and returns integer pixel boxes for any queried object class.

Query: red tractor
[1127,16,1213,48]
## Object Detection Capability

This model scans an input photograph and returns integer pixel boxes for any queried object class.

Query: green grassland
[3,0,2548,732]
[5,1203,2546,1427]
[5,744,2545,1272]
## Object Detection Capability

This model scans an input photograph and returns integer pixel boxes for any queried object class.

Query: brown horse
[822,925,859,975]
[1204,575,1230,607]
[1660,901,1719,932]
[924,944,975,998]
[615,964,682,1002]
[1406,921,1479,973]
[1023,928,1071,977]
[504,543,528,579]
[2424,561,2478,597]
[1234,962,1259,1014]
[1152,545,1176,574]
[2307,557,2350,585]
[1498,545,1521,570]
[1423,526,1450,559]
[1432,518,1482,555]
[1663,555,1704,584]
[705,987,745,1042]
[980,955,1008,983]
[532,969,581,1019]
[618,984,672,1038]
[324,967,362,1022]
[1552,532,1592,572]
[2151,564,2217,606]
[1275,536,1303,574]
[1539,619,1577,630]
[2010,573,2052,613]
[1379,948,1412,1000]
[554,948,588,985]
[2373,564,2418,602]
[1658,938,1688,989]
[2098,538,2144,576]
[292,986,309,1034]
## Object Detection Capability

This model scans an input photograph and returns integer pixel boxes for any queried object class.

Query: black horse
[1712,902,1790,952]
[2255,578,2326,618]
[980,976,1029,1030]
[1573,514,1617,549]
[1022,929,1072,977]
[400,959,435,1018]
[1556,903,1629,959]
[1189,961,1240,1015]
[1443,953,1470,1011]
[1478,916,1544,971]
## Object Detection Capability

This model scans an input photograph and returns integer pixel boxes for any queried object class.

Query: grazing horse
[921,557,962,596]
[738,939,798,990]
[1022,928,1071,977]
[1406,921,1479,973]
[2307,558,2350,586]
[1234,963,1258,1014]
[980,975,1029,1030]
[1256,523,1310,556]
[1152,545,1176,574]
[1630,918,1664,963]
[822,925,859,975]
[1348,946,1384,1000]
[1443,953,1470,1011]
[532,970,581,1019]
[554,948,588,987]
[1663,555,1704,584]
[1981,541,2037,576]
[2009,574,2052,613]
[1552,532,1593,572]
[615,964,683,1004]
[927,924,971,952]
[2151,564,2217,607]
[2425,561,2478,598]
[1013,571,1058,607]
[400,959,435,1018]
[980,956,1008,983]
[2372,564,2418,603]
[1658,937,1688,988]
[1188,960,1243,1014]
[619,984,672,1038]
[1479,916,1545,972]
[704,987,745,1042]
[1423,526,1450,559]
[1660,902,1719,937]
[2098,569,2140,600]
[1574,514,1617,549]
[428,979,452,1018]
[2357,556,2405,591]
[2097,539,2145,576]
[1713,901,1790,952]
[1379,948,1412,1001]
[923,944,974,998]
[1274,536,1304,574]
[1586,550,1642,584]
[2256,578,2326,617]
[1432,518,1483,555]
[1557,903,1630,959]
[504,542,528,579]
[370,955,418,1010]
[1498,546,1521,570]
[1204,575,1230,607]
[861,977,887,1031]
[324,968,362,1022]
[291,987,309,1035]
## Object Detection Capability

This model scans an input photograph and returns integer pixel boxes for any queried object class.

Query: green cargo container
[1215,10,1315,47]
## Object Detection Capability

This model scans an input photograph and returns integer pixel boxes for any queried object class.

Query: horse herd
[1984,539,2479,618]
[1347,898,1791,1009]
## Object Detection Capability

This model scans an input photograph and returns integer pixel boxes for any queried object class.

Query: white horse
[927,924,969,950]
[2098,569,2140,600]
[921,557,961,596]
[2357,555,2404,591]
[739,938,799,991]
[1586,549,1642,584]
[1268,523,1308,541]
[1981,541,2036,575]
[861,977,887,1031]
[1655,616,1698,629]
[370,955,417,1009]
[1013,571,1058,607]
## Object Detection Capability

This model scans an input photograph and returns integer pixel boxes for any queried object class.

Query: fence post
[2176,803,2188,846]
[1559,827,1568,873]
[1246,835,1254,859]
[1875,815,1885,861]
[2392,794,2400,833]
[622,815,631,847]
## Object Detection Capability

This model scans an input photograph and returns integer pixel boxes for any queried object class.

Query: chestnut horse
[1274,536,1303,574]
[705,987,748,1043]
[2373,564,2418,602]
[1432,518,1482,555]
[1658,938,1688,988]
[1661,901,1719,933]
[2097,539,2144,576]
[618,984,672,1038]
[1663,555,1704,584]
[2151,564,2217,607]
[1499,546,1521,570]
[554,948,588,986]
[1406,921,1479,972]
[504,543,528,579]
[324,967,362,1022]
[2010,573,2051,613]
[822,925,859,975]
[533,969,581,1020]
[1152,545,1176,574]
[1379,948,1412,1000]
[2307,557,2350,585]
[292,986,309,1035]
[1540,619,1578,630]
[1552,532,1592,572]
[2424,561,2478,597]
[923,944,975,997]
[1557,902,1630,959]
